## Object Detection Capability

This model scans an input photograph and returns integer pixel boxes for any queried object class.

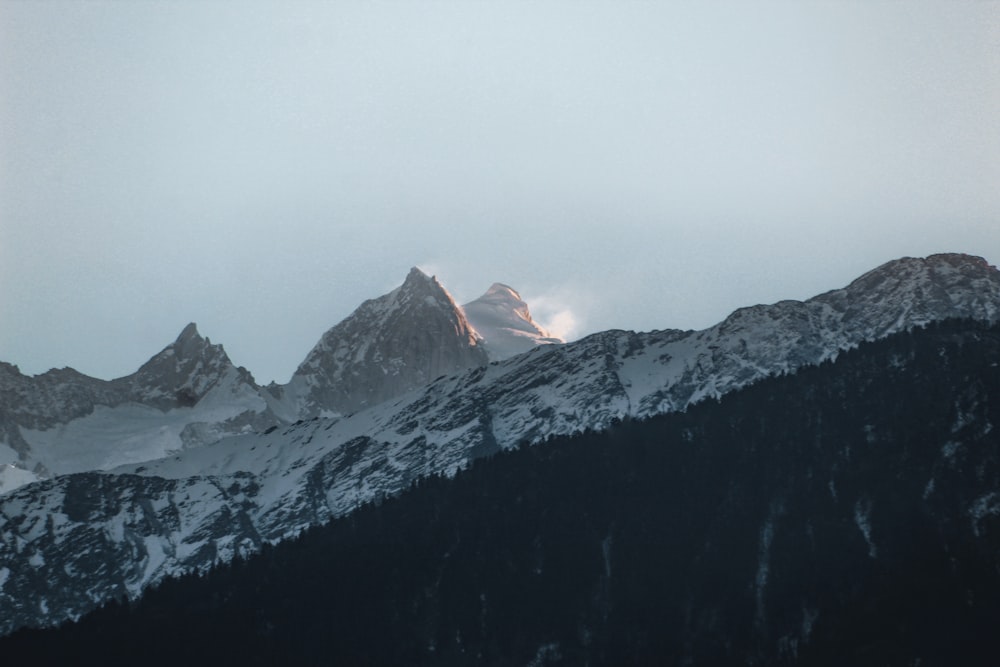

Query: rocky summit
[273,267,489,419]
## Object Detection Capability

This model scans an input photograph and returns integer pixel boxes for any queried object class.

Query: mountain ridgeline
[0,323,270,488]
[4,318,998,665]
[1,253,1000,636]
[0,268,559,493]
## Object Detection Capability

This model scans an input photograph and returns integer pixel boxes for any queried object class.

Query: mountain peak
[130,324,241,408]
[481,283,522,302]
[176,322,202,343]
[165,322,219,364]
[405,266,431,283]
[462,283,563,361]
[854,253,995,285]
[398,266,448,299]
[837,253,1000,301]
[399,267,450,297]
[925,252,992,268]
[285,270,488,417]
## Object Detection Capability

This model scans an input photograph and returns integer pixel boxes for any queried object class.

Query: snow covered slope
[461,283,563,360]
[0,325,271,495]
[273,267,489,419]
[2,253,1000,635]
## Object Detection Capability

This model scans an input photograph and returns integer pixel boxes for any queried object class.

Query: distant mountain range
[4,317,999,665]
[1,252,999,636]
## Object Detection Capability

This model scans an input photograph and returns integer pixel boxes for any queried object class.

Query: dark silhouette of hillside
[4,319,999,665]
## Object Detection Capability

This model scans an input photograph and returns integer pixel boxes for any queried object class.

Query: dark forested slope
[4,319,999,665]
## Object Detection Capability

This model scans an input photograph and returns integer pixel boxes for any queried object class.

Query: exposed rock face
[278,267,489,418]
[126,323,254,410]
[461,283,563,360]
[2,253,1000,636]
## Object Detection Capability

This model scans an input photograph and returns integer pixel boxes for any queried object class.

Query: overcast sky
[2,1,998,384]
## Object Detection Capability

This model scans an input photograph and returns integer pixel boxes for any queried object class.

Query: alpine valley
[1,253,1000,653]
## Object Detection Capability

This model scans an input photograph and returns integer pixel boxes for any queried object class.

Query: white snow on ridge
[23,404,208,475]
[16,366,268,482]
[0,465,40,497]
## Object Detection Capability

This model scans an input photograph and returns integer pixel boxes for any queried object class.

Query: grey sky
[2,1,998,384]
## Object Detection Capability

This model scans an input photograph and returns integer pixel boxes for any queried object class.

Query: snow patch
[19,372,266,479]
[601,533,612,579]
[0,463,41,497]
[526,642,562,667]
[755,502,783,628]
[141,535,169,585]
[970,492,1000,537]
[854,498,877,558]
[942,440,962,460]
[801,606,819,640]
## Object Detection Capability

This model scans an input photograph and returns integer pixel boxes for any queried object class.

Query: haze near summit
[1,1,998,384]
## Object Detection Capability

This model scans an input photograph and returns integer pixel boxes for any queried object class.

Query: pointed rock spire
[404,266,432,284]
[284,268,489,417]
[129,323,245,408]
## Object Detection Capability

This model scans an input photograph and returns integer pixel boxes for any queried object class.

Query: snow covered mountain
[0,324,270,495]
[272,267,488,420]
[0,269,508,495]
[2,253,999,635]
[461,283,563,360]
